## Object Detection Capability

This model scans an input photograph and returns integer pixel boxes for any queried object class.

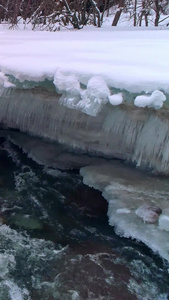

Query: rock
[135,204,162,223]
[10,214,43,230]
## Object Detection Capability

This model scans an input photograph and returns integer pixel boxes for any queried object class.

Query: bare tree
[112,0,125,26]
[0,0,168,29]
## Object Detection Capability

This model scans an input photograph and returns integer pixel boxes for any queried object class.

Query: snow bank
[0,28,169,99]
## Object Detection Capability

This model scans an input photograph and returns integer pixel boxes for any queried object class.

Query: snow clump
[134,90,166,109]
[54,73,111,116]
[54,71,81,95]
[109,93,123,106]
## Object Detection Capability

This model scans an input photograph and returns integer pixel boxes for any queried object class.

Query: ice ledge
[80,164,169,262]
[0,82,169,174]
[0,70,167,117]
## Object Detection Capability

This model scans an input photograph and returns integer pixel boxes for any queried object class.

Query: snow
[109,93,123,106]
[54,71,80,95]
[134,90,166,109]
[0,28,169,106]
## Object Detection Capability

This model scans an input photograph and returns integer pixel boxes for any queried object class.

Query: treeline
[0,0,168,30]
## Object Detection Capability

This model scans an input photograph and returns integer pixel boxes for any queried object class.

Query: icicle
[1,84,169,174]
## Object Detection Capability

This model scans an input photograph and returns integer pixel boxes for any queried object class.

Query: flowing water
[0,135,169,300]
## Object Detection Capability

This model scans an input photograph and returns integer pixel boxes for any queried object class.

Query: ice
[109,93,123,106]
[116,208,131,214]
[134,90,166,109]
[159,214,169,232]
[80,163,169,262]
[0,72,15,96]
[0,72,15,89]
[6,131,114,170]
[55,74,111,116]
[57,75,111,116]
[1,84,169,174]
[77,76,110,116]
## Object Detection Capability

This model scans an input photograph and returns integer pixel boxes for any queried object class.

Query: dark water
[0,137,168,300]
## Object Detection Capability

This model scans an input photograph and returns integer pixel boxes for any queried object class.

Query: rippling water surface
[0,136,169,300]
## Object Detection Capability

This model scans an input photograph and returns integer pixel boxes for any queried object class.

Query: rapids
[0,136,168,300]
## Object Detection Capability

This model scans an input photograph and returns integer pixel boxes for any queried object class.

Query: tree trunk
[133,0,137,26]
[112,0,125,26]
[13,0,21,25]
[101,0,108,23]
[154,0,160,26]
[90,0,101,27]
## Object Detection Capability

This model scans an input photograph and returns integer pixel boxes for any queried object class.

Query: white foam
[3,280,26,300]
[0,254,16,278]
[0,223,66,299]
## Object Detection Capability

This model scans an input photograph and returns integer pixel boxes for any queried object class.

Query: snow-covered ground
[0,26,169,113]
